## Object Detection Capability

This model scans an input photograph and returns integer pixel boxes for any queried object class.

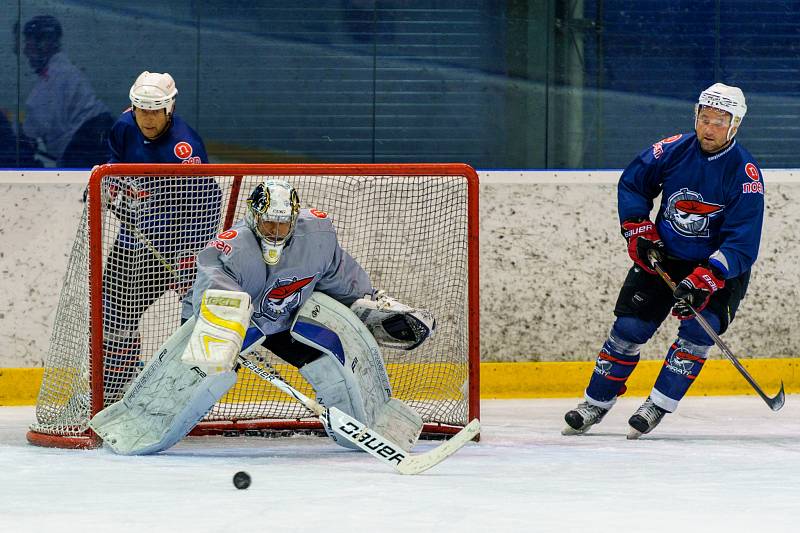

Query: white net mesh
[29,167,477,446]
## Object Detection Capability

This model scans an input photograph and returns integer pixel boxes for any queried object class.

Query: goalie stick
[237,355,480,475]
[648,251,785,411]
[93,189,481,472]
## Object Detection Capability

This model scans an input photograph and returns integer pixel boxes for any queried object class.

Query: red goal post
[27,163,480,449]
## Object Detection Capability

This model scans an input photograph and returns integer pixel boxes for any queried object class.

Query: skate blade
[561,425,587,436]
[626,427,644,440]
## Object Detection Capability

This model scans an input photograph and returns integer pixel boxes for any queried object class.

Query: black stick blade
[765,381,786,412]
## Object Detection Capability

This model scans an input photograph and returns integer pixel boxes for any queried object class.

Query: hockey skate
[562,401,609,435]
[627,397,668,439]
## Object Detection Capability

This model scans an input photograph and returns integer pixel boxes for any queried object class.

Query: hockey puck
[233,471,251,490]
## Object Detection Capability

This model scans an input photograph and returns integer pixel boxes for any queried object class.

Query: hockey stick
[109,200,481,472]
[238,355,480,475]
[648,251,785,411]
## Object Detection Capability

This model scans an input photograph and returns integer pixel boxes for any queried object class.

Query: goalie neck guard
[245,179,301,265]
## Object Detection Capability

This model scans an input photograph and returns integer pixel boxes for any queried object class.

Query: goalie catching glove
[181,289,251,373]
[350,291,435,350]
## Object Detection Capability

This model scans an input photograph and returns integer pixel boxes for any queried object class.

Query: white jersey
[181,209,373,337]
[23,52,109,160]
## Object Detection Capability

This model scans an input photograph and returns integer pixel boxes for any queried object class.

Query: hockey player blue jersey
[108,108,208,164]
[104,108,218,255]
[618,133,764,279]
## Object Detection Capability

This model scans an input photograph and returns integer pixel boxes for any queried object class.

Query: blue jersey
[618,133,764,278]
[108,109,208,164]
[105,109,219,256]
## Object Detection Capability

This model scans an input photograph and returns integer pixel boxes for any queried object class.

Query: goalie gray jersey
[181,209,374,336]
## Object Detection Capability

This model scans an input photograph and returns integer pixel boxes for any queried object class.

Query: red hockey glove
[621,218,665,274]
[672,265,725,319]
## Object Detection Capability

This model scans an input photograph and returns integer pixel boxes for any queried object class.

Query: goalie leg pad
[299,356,365,450]
[373,398,423,452]
[89,317,238,455]
[293,292,417,449]
[299,360,423,452]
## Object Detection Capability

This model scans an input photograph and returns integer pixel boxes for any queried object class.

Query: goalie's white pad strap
[292,292,399,449]
[89,317,238,455]
[350,292,435,350]
[181,289,251,374]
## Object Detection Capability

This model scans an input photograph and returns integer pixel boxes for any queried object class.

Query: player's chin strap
[648,251,784,411]
[350,290,436,350]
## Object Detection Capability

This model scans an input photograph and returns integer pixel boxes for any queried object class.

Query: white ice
[1,397,798,533]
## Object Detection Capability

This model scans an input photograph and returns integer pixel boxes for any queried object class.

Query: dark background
[2,1,797,169]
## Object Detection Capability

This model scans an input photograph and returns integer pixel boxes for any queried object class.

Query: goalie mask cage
[27,163,480,449]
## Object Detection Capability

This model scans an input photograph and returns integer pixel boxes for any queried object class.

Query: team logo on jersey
[651,134,682,159]
[218,230,238,240]
[664,188,723,238]
[310,209,328,218]
[174,141,193,159]
[253,275,317,321]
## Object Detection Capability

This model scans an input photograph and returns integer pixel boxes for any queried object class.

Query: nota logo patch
[745,163,760,181]
[174,141,193,159]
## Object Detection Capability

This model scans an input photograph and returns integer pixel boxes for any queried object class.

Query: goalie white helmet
[695,83,747,141]
[129,71,178,115]
[245,179,300,265]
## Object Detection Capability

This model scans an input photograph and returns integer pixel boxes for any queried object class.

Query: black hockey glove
[621,218,665,274]
[672,264,725,319]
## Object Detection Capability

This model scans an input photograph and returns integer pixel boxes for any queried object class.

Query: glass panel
[2,1,797,169]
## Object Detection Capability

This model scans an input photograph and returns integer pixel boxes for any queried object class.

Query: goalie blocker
[90,290,427,454]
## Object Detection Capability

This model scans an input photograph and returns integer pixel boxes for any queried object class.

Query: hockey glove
[621,218,665,274]
[671,265,725,319]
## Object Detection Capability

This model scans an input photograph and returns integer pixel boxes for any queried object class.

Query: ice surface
[2,397,798,532]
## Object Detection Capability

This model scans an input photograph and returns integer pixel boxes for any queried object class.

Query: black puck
[233,471,251,490]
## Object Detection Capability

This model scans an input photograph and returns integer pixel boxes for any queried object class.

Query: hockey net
[27,163,480,449]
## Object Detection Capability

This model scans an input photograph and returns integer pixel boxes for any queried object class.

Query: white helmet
[129,71,178,114]
[695,83,747,141]
[245,179,300,265]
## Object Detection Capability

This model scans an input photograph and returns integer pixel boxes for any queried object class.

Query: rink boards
[2,359,795,406]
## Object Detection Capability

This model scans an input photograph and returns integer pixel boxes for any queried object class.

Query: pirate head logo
[253,275,316,321]
[595,358,613,377]
[664,188,723,237]
[665,349,696,376]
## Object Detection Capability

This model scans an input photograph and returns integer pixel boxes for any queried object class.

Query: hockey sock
[102,334,143,401]
[585,328,641,406]
[651,338,711,412]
